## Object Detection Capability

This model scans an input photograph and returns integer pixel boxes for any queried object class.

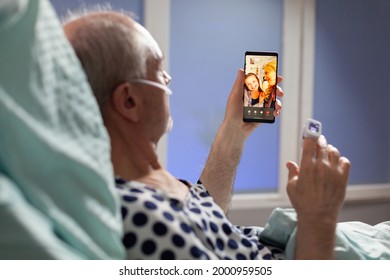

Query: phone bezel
[243,51,279,123]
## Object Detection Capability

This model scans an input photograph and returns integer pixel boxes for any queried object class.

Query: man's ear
[110,82,141,122]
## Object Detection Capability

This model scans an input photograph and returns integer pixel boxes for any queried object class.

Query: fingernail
[318,135,327,147]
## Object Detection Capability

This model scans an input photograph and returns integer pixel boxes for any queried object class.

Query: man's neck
[110,135,190,201]
[109,130,161,181]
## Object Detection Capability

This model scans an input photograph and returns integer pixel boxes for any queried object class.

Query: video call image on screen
[243,53,277,122]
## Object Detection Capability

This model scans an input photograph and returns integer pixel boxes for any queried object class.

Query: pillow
[0,0,125,259]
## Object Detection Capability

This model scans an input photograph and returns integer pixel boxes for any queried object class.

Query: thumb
[286,161,299,180]
[230,69,244,100]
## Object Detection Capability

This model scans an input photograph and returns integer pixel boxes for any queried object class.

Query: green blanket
[260,207,390,259]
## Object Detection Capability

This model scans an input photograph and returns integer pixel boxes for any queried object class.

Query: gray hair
[63,6,148,107]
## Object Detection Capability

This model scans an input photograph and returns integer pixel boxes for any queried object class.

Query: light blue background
[314,0,390,185]
[50,0,390,191]
[168,0,283,192]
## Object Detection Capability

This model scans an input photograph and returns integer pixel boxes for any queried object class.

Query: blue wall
[314,0,390,184]
[49,0,390,190]
[168,0,284,192]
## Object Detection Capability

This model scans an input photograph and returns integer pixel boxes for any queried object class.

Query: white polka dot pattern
[116,178,284,260]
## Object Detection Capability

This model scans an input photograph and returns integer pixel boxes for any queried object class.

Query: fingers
[273,92,282,117]
[275,98,282,109]
[328,145,340,167]
[228,69,245,103]
[274,76,284,115]
[234,69,244,94]
[273,102,280,117]
[328,146,350,180]
[316,135,329,162]
[276,85,284,97]
[301,137,318,166]
[237,68,245,83]
[301,134,350,177]
[339,156,351,178]
[276,76,284,98]
[286,161,299,180]
[286,161,299,199]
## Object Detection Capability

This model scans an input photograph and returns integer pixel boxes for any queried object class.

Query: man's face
[135,36,173,145]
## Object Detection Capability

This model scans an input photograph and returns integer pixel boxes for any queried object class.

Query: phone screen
[243,51,278,123]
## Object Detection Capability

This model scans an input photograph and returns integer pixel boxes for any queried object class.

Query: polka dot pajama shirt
[116,177,282,260]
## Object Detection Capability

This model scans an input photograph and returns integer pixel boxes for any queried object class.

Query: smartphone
[243,51,278,123]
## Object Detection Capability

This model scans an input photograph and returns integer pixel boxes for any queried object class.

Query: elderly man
[64,11,350,260]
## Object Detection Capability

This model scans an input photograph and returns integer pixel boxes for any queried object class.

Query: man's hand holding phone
[200,69,284,212]
[223,69,283,138]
